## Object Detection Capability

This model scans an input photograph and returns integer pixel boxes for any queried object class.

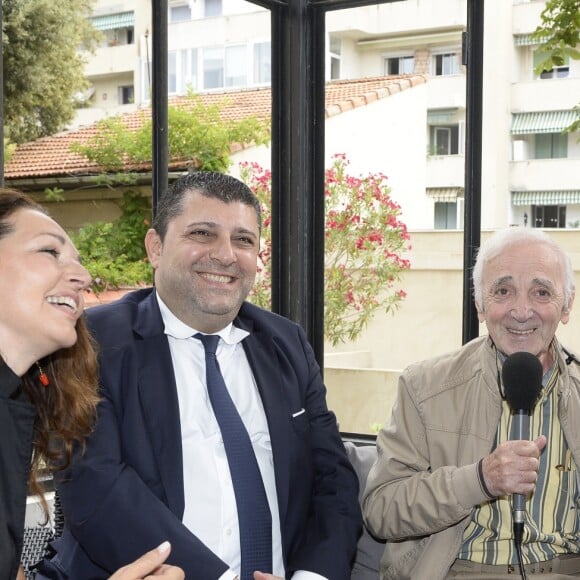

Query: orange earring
[36,362,50,387]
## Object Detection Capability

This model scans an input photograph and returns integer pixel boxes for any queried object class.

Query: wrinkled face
[0,209,91,367]
[477,240,573,372]
[146,190,260,333]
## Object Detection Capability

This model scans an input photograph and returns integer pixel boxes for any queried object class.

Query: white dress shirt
[157,295,325,580]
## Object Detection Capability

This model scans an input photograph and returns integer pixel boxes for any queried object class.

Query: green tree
[532,0,580,133]
[72,94,271,173]
[2,0,99,143]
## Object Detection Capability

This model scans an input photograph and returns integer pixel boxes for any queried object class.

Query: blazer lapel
[134,292,185,518]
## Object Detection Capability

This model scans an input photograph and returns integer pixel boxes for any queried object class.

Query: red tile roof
[5,75,426,180]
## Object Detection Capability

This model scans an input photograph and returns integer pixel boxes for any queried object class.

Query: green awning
[514,34,541,46]
[426,187,463,202]
[512,191,580,206]
[427,108,459,125]
[511,110,579,134]
[91,11,134,31]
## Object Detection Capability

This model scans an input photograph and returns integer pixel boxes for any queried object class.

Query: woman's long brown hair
[0,189,99,506]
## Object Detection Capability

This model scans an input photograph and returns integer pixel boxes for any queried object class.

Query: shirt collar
[156,292,249,345]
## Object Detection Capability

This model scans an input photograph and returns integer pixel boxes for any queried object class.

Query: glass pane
[534,134,551,159]
[553,133,568,158]
[170,5,191,22]
[203,47,224,89]
[253,42,271,84]
[225,45,247,87]
[168,51,177,93]
[205,0,222,17]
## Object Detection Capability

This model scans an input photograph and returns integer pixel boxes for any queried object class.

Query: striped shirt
[459,362,580,565]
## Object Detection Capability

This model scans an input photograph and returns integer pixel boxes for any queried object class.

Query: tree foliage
[72,94,271,173]
[532,0,580,68]
[2,0,99,143]
[532,0,580,133]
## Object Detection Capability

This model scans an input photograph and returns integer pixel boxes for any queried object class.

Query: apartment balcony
[326,0,466,37]
[426,75,466,110]
[426,155,465,189]
[511,78,580,112]
[84,43,136,79]
[512,0,544,35]
[510,158,579,191]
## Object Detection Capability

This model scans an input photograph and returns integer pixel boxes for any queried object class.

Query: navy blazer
[47,288,361,579]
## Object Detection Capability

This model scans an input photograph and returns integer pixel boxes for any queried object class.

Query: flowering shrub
[240,154,411,346]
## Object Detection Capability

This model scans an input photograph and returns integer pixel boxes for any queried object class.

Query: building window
[225,45,247,87]
[532,205,566,228]
[534,133,568,159]
[433,53,459,76]
[119,85,134,104]
[329,37,342,80]
[205,0,222,17]
[534,50,569,79]
[434,202,457,229]
[254,42,271,84]
[168,49,199,94]
[169,3,192,22]
[385,55,414,75]
[203,47,224,89]
[429,125,460,155]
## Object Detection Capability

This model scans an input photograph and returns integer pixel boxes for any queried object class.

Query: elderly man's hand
[482,435,547,497]
[253,573,285,579]
[109,542,184,580]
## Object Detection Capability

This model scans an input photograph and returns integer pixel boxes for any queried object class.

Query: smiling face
[477,240,574,372]
[0,208,91,375]
[145,190,260,333]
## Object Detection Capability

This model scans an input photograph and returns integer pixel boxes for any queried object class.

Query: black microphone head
[502,351,543,414]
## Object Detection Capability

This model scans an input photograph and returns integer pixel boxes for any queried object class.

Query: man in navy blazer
[43,172,361,580]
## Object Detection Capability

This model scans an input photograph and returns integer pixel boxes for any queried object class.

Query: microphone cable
[513,511,527,580]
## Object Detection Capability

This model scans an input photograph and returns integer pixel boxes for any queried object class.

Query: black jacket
[0,363,36,580]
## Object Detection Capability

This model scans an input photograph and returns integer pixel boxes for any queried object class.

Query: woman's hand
[109,542,184,579]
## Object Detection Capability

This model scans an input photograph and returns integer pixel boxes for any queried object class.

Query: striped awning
[511,110,579,134]
[512,190,580,206]
[91,11,134,31]
[514,34,541,46]
[427,108,458,125]
[426,187,463,202]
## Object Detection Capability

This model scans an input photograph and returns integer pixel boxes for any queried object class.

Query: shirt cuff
[477,458,495,499]
[291,571,328,580]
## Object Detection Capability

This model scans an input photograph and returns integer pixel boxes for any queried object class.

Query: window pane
[535,133,568,159]
[225,45,247,87]
[168,51,177,93]
[434,53,459,76]
[434,202,457,229]
[170,5,191,22]
[205,0,222,17]
[553,133,568,158]
[253,42,271,84]
[204,47,224,89]
[386,56,414,75]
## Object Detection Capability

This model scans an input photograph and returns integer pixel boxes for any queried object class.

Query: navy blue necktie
[195,333,272,579]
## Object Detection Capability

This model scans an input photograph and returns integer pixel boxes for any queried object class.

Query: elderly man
[364,227,580,579]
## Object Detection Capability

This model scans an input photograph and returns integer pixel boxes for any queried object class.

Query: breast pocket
[290,408,310,434]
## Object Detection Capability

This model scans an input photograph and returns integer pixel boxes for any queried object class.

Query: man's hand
[482,435,547,497]
[109,542,185,579]
[253,573,284,579]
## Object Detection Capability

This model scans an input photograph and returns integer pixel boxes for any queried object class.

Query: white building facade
[80,0,580,231]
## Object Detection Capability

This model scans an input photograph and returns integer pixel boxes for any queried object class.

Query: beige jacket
[363,336,580,580]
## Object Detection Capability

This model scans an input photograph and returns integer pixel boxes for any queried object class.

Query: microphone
[501,351,543,545]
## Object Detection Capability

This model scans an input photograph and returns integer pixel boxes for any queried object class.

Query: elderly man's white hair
[472,227,575,312]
